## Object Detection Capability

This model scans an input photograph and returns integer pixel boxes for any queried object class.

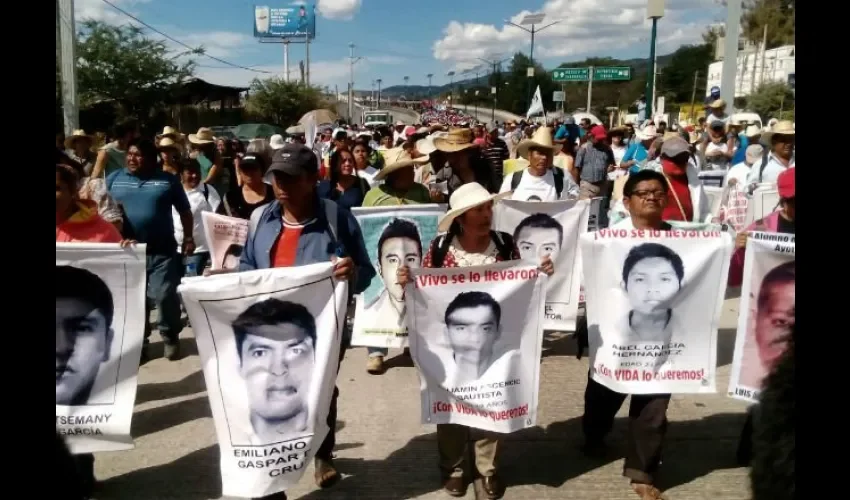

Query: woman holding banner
[361,148,432,374]
[397,182,554,500]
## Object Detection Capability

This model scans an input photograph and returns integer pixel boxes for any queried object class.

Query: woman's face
[338,151,355,176]
[216,139,226,154]
[240,164,262,183]
[181,166,201,188]
[625,257,681,314]
[611,135,623,146]
[352,145,368,166]
[458,202,493,237]
[56,171,75,214]
[381,136,393,148]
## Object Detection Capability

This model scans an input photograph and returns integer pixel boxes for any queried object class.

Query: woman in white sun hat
[395,181,554,500]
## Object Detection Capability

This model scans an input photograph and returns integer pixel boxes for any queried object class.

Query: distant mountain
[370,52,676,98]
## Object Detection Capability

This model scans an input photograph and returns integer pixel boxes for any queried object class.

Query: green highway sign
[593,66,631,81]
[552,67,589,82]
[552,66,632,82]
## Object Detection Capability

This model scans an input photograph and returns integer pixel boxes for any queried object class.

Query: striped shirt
[576,144,615,184]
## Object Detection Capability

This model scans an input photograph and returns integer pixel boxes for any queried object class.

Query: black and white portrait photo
[56,265,115,406]
[513,212,564,263]
[232,298,317,445]
[374,218,423,317]
[621,242,686,345]
[444,291,507,382]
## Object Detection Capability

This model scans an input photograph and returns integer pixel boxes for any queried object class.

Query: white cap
[269,134,285,150]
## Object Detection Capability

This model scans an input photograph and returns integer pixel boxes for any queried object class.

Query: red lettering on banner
[431,401,530,422]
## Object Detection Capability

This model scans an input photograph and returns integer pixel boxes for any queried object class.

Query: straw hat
[516,127,557,160]
[64,129,93,149]
[635,125,659,141]
[762,120,795,143]
[374,148,429,181]
[745,124,762,138]
[709,98,726,109]
[688,131,702,144]
[437,182,511,233]
[416,132,448,156]
[156,126,182,142]
[188,127,215,144]
[157,136,182,151]
[433,128,477,153]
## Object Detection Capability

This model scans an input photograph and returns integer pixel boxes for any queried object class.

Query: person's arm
[170,177,195,254]
[90,149,109,179]
[342,210,376,295]
[208,184,223,213]
[234,156,244,187]
[620,143,636,167]
[204,152,221,185]
[575,147,585,173]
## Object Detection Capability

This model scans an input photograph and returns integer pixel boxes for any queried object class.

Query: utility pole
[586,66,594,113]
[58,0,79,135]
[758,24,768,89]
[376,79,382,109]
[426,73,433,99]
[348,43,361,123]
[689,70,699,121]
[720,0,743,116]
[283,40,290,82]
[645,0,665,118]
[505,14,561,112]
[305,33,311,86]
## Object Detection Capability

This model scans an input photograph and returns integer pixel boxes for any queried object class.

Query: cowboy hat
[416,132,447,156]
[188,127,215,144]
[157,136,182,151]
[745,124,762,138]
[762,120,795,143]
[156,126,182,141]
[437,182,511,233]
[374,148,429,181]
[516,127,557,160]
[433,128,477,153]
[709,98,726,109]
[634,125,658,141]
[64,129,93,149]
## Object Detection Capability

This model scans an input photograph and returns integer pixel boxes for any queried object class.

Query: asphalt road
[334,102,420,125]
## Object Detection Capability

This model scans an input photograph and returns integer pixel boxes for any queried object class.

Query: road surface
[92,296,751,499]
[455,104,524,124]
[334,100,420,125]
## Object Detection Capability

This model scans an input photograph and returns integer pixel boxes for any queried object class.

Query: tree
[743,81,794,121]
[742,0,794,49]
[76,20,196,118]
[245,78,327,126]
[661,44,714,103]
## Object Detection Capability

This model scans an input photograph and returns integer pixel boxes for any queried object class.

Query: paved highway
[334,100,420,125]
[455,103,524,124]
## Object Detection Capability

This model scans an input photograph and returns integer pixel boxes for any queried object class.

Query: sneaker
[164,342,181,361]
[366,356,385,374]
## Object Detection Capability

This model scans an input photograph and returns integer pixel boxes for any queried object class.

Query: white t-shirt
[499,169,578,201]
[172,183,222,253]
[357,166,380,187]
[725,161,752,187]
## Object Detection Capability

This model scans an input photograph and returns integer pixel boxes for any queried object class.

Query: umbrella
[286,124,306,135]
[299,109,338,125]
[233,123,284,141]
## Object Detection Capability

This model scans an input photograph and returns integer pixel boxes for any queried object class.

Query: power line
[98,0,270,73]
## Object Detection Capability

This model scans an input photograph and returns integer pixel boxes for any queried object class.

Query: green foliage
[742,0,795,49]
[245,77,327,126]
[741,82,794,121]
[661,44,715,103]
[75,20,195,118]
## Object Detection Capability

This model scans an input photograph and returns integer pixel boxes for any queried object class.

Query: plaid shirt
[576,144,615,183]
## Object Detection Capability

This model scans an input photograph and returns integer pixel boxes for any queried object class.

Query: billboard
[254,4,316,39]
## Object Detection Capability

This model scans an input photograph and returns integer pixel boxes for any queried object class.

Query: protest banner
[494,199,590,331]
[407,261,547,433]
[56,243,147,453]
[579,229,733,394]
[202,212,249,271]
[350,205,443,348]
[178,262,347,498]
[728,231,795,403]
[745,185,780,226]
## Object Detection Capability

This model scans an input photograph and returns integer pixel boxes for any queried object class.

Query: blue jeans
[184,252,210,277]
[145,252,184,344]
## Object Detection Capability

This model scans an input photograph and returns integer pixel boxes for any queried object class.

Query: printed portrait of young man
[232,298,317,444]
[513,212,564,263]
[372,218,423,319]
[56,266,116,406]
[443,291,508,383]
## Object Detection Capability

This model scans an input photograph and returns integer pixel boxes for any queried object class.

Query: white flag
[526,86,544,118]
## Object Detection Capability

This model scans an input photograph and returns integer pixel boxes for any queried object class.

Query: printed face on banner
[56,265,122,406]
[620,243,685,345]
[515,213,563,262]
[444,292,502,382]
[361,215,434,305]
[379,235,422,302]
[222,244,244,270]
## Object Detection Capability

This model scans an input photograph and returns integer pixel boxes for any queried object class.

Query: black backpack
[429,228,514,268]
[511,167,565,198]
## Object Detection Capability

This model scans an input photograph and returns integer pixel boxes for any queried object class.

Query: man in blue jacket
[241,143,375,500]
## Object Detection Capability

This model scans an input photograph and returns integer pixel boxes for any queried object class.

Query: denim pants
[145,252,184,344]
[183,252,210,277]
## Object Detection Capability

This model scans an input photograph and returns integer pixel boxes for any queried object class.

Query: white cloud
[317,0,362,20]
[74,0,151,25]
[433,0,723,66]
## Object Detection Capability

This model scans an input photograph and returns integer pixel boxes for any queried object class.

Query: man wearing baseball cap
[240,143,376,499]
[575,125,616,200]
[656,136,709,223]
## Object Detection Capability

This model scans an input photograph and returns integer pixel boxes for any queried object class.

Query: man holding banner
[240,143,375,498]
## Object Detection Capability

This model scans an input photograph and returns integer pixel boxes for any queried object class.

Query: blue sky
[76,0,726,92]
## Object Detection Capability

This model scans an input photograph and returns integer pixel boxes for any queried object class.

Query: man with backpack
[239,143,375,500]
[499,127,579,201]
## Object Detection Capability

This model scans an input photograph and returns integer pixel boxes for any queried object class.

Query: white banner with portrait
[494,199,590,331]
[407,261,547,433]
[178,263,347,498]
[579,229,733,394]
[56,243,147,454]
[728,232,795,403]
[350,205,443,348]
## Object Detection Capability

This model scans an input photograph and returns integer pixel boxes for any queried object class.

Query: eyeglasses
[630,190,666,200]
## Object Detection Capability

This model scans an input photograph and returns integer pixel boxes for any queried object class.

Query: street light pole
[376,79,382,109]
[505,14,561,112]
[427,73,433,99]
[644,0,665,119]
[348,43,362,123]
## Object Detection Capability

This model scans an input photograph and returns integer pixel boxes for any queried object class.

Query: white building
[706,45,795,98]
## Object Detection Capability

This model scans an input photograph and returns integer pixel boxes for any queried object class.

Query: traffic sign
[593,66,631,81]
[552,67,589,82]
[552,91,565,102]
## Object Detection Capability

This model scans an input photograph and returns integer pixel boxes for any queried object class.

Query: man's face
[516,226,561,262]
[772,134,794,158]
[272,171,316,208]
[446,305,499,356]
[56,298,111,405]
[623,180,668,219]
[126,146,144,173]
[379,236,421,301]
[755,281,794,370]
[528,148,551,172]
[580,119,591,130]
[625,257,681,315]
[239,323,315,422]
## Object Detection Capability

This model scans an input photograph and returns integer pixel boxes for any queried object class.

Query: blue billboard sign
[253,4,316,39]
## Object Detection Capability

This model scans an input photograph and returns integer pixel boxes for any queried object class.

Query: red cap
[777,167,795,198]
[590,125,607,141]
